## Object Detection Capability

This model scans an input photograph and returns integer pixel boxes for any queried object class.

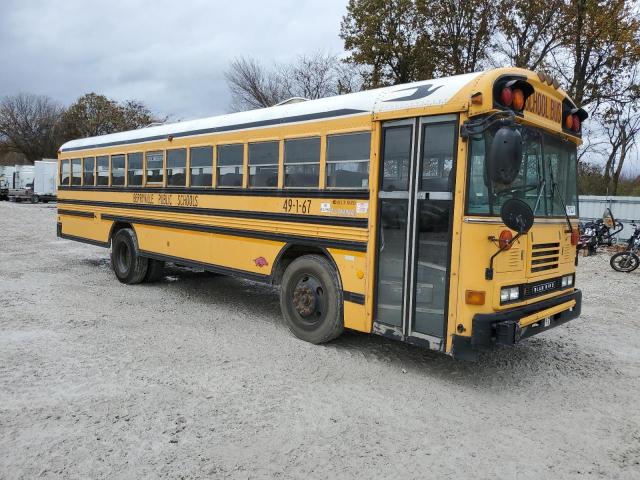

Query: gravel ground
[1,202,639,480]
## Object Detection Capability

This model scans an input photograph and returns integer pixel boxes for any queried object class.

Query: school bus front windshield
[467,126,578,218]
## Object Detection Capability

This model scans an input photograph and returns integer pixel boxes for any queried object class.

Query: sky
[0,0,348,120]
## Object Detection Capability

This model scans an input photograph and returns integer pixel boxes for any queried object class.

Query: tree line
[226,0,640,196]
[0,93,163,162]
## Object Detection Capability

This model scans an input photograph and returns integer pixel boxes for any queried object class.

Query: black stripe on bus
[59,108,368,152]
[57,227,110,247]
[57,199,368,228]
[57,209,95,218]
[101,214,368,252]
[57,186,370,199]
[139,250,270,283]
[343,291,365,305]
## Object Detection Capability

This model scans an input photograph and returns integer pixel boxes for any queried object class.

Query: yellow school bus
[57,67,586,360]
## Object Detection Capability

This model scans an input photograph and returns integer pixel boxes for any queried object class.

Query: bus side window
[145,151,164,184]
[111,155,125,186]
[190,146,213,187]
[60,159,70,186]
[127,153,143,186]
[83,157,95,186]
[326,132,370,189]
[167,149,187,186]
[248,141,279,188]
[96,156,109,186]
[217,144,243,188]
[284,137,320,188]
[71,158,82,186]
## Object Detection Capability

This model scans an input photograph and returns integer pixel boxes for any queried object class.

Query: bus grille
[530,242,560,273]
[522,277,563,299]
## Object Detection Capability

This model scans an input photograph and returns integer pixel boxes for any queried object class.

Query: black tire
[110,228,148,284]
[31,195,39,204]
[610,252,640,273]
[144,258,165,283]
[280,254,343,344]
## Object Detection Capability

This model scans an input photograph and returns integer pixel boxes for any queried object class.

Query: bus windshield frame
[466,125,579,218]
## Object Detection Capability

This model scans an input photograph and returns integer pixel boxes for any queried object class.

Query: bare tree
[225,57,287,111]
[601,102,640,195]
[0,93,64,161]
[225,53,365,112]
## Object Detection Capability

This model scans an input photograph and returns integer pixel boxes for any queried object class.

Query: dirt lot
[1,202,639,479]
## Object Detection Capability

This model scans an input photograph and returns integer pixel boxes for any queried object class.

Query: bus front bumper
[452,289,582,361]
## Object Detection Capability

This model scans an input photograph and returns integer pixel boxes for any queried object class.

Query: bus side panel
[343,302,367,332]
[328,248,368,332]
[134,225,284,276]
[58,214,111,244]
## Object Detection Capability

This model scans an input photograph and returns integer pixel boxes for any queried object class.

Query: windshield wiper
[532,180,546,215]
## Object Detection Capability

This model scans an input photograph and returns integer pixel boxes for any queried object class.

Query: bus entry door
[374,115,457,347]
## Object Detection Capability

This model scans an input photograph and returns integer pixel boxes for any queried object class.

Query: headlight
[500,286,520,303]
[561,275,574,287]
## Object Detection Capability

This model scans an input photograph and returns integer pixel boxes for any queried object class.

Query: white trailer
[32,160,57,202]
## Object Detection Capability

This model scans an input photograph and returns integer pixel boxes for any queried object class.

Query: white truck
[8,165,35,202]
[0,165,16,200]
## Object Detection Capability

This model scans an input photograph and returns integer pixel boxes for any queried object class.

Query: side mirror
[487,126,522,184]
[501,198,534,234]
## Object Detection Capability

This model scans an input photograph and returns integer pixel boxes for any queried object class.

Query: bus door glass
[410,117,457,338]
[374,115,457,343]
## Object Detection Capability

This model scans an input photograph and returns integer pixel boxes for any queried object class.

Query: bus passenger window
[71,158,82,186]
[83,157,95,186]
[284,137,320,188]
[326,132,370,189]
[249,141,279,188]
[167,149,187,186]
[217,144,243,187]
[189,146,213,187]
[146,151,164,184]
[111,155,125,186]
[96,156,109,186]
[60,160,70,186]
[127,153,143,186]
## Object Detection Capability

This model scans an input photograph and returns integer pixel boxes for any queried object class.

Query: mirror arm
[485,232,522,280]
[461,111,516,139]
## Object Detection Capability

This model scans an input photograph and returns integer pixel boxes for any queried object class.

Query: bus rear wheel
[280,254,343,344]
[111,228,148,284]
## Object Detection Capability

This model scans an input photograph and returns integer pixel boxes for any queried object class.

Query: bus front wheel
[111,228,148,284]
[280,254,343,344]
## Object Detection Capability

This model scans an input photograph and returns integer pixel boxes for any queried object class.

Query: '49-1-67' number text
[282,199,311,214]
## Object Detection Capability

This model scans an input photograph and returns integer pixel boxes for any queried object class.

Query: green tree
[60,93,163,140]
[420,0,497,76]
[340,0,431,87]
[551,0,640,108]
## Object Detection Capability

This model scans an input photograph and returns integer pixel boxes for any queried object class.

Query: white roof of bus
[60,71,482,152]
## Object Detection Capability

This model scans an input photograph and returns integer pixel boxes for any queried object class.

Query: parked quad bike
[610,221,640,273]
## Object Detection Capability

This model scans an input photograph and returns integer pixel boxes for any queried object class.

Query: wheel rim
[613,254,638,272]
[291,274,326,327]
